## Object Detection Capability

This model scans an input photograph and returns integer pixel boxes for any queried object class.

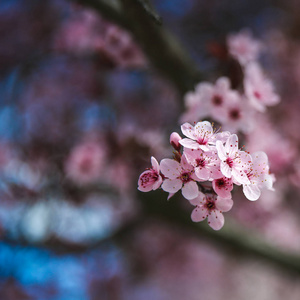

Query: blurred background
[1,0,300,299]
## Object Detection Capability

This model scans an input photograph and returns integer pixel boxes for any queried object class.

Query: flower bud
[170,132,182,152]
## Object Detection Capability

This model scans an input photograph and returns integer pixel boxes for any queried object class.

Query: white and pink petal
[151,156,160,173]
[207,210,225,230]
[215,197,233,212]
[182,181,199,200]
[161,178,182,193]
[160,159,181,179]
[181,122,196,140]
[191,206,209,222]
[179,138,200,150]
[243,184,261,201]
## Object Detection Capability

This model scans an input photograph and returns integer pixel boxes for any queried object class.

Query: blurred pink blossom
[227,29,263,65]
[180,77,242,125]
[246,115,296,173]
[244,62,280,112]
[54,9,146,69]
[215,93,254,133]
[65,141,106,185]
[104,25,147,69]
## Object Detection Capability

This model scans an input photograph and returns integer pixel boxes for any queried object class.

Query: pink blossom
[184,148,222,181]
[227,29,263,65]
[246,115,296,173]
[179,121,229,151]
[215,93,254,134]
[216,134,251,184]
[53,10,105,55]
[242,151,274,201]
[244,62,280,112]
[190,192,233,230]
[204,77,241,122]
[138,156,163,192]
[160,154,199,200]
[180,88,210,123]
[65,141,105,185]
[212,176,233,198]
[180,78,240,124]
[104,25,146,69]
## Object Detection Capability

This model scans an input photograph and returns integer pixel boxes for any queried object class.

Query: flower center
[212,95,223,106]
[216,178,225,187]
[196,158,206,168]
[79,157,93,173]
[180,172,191,183]
[229,108,241,120]
[246,167,254,180]
[206,201,215,210]
[254,91,261,99]
[226,157,234,168]
[141,171,158,185]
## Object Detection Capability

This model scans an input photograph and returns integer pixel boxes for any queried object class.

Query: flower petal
[161,178,182,193]
[216,140,227,161]
[212,178,233,198]
[225,134,238,157]
[194,121,213,137]
[252,151,269,174]
[189,191,206,206]
[180,153,194,171]
[179,138,200,150]
[195,167,210,181]
[232,168,249,185]
[181,122,196,140]
[243,184,261,201]
[215,131,231,144]
[182,181,199,200]
[152,175,163,190]
[151,156,160,173]
[160,159,181,179]
[208,210,225,230]
[215,197,233,212]
[191,206,208,222]
[220,161,232,178]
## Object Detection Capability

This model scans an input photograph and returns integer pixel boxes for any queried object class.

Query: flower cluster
[181,30,280,133]
[138,121,274,230]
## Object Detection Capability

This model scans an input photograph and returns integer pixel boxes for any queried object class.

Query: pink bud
[170,132,182,152]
